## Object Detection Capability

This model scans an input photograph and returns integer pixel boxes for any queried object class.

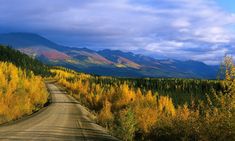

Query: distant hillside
[0,45,51,76]
[0,32,219,79]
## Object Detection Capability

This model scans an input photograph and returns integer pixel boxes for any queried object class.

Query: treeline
[0,62,48,124]
[0,45,51,76]
[52,55,235,141]
[52,66,223,105]
[84,76,224,105]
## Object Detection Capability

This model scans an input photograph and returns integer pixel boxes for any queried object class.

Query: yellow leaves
[132,92,174,134]
[97,98,114,127]
[8,65,19,91]
[52,67,235,140]
[51,68,91,80]
[93,94,101,107]
[114,84,136,109]
[134,106,157,134]
[27,76,48,107]
[0,92,7,115]
[52,68,177,136]
[145,90,157,107]
[146,90,155,102]
[136,88,143,100]
[0,62,48,124]
[177,104,190,121]
[223,55,235,81]
[158,96,176,116]
[0,71,7,90]
[113,83,130,101]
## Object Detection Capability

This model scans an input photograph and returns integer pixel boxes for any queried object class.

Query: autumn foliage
[0,62,48,124]
[52,56,235,141]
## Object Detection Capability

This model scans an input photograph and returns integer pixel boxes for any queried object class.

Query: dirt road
[0,82,118,141]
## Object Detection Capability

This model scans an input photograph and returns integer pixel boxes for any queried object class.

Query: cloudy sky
[0,0,235,64]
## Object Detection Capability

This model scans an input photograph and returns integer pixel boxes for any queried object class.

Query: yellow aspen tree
[97,98,114,128]
[145,90,157,107]
[158,96,176,116]
[134,106,157,134]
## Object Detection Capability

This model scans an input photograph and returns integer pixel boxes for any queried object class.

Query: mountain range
[0,32,219,78]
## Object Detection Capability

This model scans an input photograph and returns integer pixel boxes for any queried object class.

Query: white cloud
[193,27,231,43]
[0,0,235,64]
[172,19,191,28]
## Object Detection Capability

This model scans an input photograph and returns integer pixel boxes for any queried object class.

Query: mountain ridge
[0,32,219,78]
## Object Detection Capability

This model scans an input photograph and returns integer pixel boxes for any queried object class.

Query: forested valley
[0,45,234,141]
[52,55,235,141]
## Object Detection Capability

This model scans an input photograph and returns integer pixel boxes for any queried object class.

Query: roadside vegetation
[52,55,235,141]
[0,62,48,124]
[0,45,49,124]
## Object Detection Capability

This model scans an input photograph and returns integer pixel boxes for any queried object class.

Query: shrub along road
[0,82,118,141]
